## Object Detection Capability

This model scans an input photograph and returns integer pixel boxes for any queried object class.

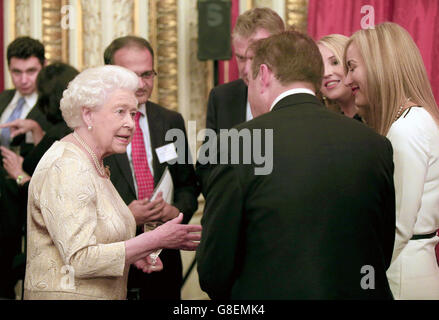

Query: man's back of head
[247,29,324,116]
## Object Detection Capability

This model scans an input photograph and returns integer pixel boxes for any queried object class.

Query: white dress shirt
[1,91,37,123]
[1,91,38,144]
[269,88,315,111]
[245,99,253,122]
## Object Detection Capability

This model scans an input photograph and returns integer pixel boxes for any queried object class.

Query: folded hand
[134,256,163,274]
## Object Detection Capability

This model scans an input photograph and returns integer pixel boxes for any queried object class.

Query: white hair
[60,65,139,128]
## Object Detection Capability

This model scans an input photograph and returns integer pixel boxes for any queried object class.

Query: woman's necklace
[73,131,107,177]
[394,97,411,122]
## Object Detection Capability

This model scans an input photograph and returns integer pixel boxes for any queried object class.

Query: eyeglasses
[137,70,157,80]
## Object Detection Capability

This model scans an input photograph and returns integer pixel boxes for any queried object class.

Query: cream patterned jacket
[24,141,136,300]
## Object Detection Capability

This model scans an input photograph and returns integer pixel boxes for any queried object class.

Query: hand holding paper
[144,167,174,264]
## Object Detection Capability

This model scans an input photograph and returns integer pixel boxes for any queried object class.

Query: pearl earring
[88,125,92,131]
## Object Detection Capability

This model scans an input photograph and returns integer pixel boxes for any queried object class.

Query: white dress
[386,107,439,299]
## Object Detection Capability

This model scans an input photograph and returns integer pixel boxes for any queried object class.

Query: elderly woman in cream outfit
[24,65,202,300]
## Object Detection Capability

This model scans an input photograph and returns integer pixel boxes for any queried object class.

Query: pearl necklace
[394,97,411,122]
[73,131,107,177]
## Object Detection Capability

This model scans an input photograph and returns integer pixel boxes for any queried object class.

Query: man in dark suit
[196,30,396,299]
[0,37,50,156]
[196,7,285,196]
[0,36,50,299]
[103,36,199,300]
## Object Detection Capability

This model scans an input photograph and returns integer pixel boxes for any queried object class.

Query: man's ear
[259,64,273,93]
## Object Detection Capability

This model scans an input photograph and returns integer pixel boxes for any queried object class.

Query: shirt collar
[269,88,315,111]
[138,103,146,117]
[13,91,38,108]
[24,92,38,108]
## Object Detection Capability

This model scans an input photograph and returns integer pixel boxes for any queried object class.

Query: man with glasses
[103,36,199,300]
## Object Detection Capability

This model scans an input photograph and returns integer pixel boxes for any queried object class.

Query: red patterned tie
[132,111,154,200]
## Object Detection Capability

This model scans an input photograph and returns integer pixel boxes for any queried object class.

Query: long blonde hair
[318,34,350,113]
[344,22,439,135]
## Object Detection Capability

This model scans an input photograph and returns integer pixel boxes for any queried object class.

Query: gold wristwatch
[16,174,28,186]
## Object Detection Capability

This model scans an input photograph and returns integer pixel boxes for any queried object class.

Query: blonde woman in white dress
[344,22,439,299]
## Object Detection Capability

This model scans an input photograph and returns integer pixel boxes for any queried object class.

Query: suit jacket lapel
[114,152,137,197]
[229,79,247,124]
[26,103,51,131]
[238,82,248,123]
[146,102,166,186]
[0,90,16,118]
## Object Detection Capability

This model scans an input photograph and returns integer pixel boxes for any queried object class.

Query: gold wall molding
[133,0,149,39]
[152,0,178,112]
[148,0,158,103]
[253,0,274,8]
[6,0,16,41]
[42,0,68,63]
[81,0,101,68]
[69,0,135,70]
[113,0,134,38]
[15,0,31,36]
[285,0,308,33]
[187,0,212,125]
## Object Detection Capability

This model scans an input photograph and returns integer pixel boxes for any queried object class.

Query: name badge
[156,143,178,164]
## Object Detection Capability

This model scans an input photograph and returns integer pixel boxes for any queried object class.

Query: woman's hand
[0,146,27,180]
[125,213,202,265]
[134,256,163,274]
[154,213,202,251]
[0,119,45,144]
